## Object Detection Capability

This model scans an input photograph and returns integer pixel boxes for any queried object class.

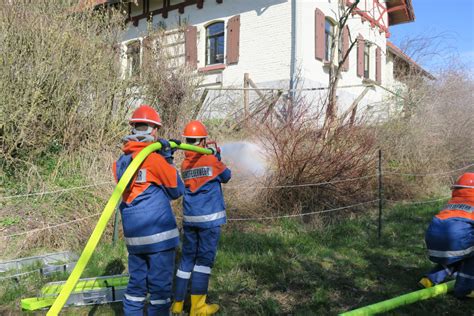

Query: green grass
[1,202,473,315]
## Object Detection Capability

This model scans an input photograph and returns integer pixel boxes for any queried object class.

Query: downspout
[289,0,297,99]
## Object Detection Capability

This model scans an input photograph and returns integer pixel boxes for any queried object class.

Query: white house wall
[119,0,409,118]
[122,0,292,88]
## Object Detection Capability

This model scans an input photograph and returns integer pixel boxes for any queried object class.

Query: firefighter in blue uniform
[420,172,474,298]
[171,121,231,316]
[113,105,184,315]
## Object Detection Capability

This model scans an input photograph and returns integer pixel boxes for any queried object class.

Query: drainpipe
[289,0,297,99]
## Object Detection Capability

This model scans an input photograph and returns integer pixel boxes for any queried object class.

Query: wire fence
[0,160,471,240]
[1,213,101,239]
[0,182,114,201]
[1,162,472,201]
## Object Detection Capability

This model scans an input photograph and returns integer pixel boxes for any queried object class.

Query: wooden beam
[243,73,249,122]
[261,90,283,123]
[340,86,372,125]
[192,89,209,119]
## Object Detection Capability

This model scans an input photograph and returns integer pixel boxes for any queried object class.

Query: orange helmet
[129,105,162,126]
[182,120,208,138]
[452,172,474,189]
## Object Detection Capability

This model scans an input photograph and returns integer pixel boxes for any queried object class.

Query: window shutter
[342,26,349,71]
[357,35,364,77]
[226,15,240,65]
[375,46,381,84]
[185,26,198,69]
[315,8,325,61]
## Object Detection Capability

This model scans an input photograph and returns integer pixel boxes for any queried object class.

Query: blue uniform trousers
[426,258,474,297]
[173,226,221,301]
[425,217,474,297]
[123,248,175,316]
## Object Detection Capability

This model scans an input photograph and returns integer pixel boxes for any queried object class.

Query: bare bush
[251,93,377,223]
[377,67,474,199]
[0,3,132,169]
[0,2,202,251]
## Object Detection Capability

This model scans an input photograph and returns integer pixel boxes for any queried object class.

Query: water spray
[220,141,267,178]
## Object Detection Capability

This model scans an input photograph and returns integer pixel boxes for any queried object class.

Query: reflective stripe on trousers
[458,272,474,280]
[428,245,474,258]
[176,269,192,279]
[124,294,146,302]
[150,298,171,305]
[183,211,226,223]
[193,265,212,274]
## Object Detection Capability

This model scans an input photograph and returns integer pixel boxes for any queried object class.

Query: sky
[389,0,474,74]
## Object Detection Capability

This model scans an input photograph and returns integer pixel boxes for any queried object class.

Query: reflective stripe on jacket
[113,141,184,254]
[181,151,231,228]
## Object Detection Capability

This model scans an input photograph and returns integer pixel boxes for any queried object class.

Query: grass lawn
[1,201,473,315]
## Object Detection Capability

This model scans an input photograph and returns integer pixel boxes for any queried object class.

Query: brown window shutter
[357,35,364,77]
[375,46,381,84]
[226,15,240,65]
[314,8,325,61]
[185,26,198,69]
[342,26,350,71]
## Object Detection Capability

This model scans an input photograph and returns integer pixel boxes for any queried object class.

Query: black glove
[209,147,222,161]
[157,138,173,164]
[169,138,182,146]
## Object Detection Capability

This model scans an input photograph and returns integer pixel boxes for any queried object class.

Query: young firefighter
[113,105,184,316]
[420,172,474,298]
[171,121,231,316]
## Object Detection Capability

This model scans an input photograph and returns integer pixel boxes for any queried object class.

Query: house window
[324,18,335,61]
[126,41,141,78]
[364,44,370,79]
[206,22,224,65]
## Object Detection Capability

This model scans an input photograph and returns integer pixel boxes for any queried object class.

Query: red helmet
[129,105,162,126]
[182,120,208,138]
[452,172,474,189]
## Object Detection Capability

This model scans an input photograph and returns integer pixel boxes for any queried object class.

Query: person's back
[171,121,231,316]
[420,172,474,298]
[181,150,231,228]
[113,105,184,316]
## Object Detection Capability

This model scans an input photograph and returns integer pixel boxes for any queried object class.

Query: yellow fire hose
[46,142,212,315]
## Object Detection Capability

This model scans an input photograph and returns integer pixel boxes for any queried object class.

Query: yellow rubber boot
[171,300,184,314]
[190,295,219,316]
[466,291,474,298]
[419,277,434,288]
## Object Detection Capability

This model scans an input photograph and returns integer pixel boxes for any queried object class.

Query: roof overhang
[387,41,435,80]
[385,0,415,25]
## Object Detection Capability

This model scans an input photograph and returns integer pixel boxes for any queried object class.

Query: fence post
[112,208,119,246]
[378,149,383,240]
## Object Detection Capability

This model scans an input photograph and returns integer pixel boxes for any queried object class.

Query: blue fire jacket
[181,151,231,228]
[113,141,184,254]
